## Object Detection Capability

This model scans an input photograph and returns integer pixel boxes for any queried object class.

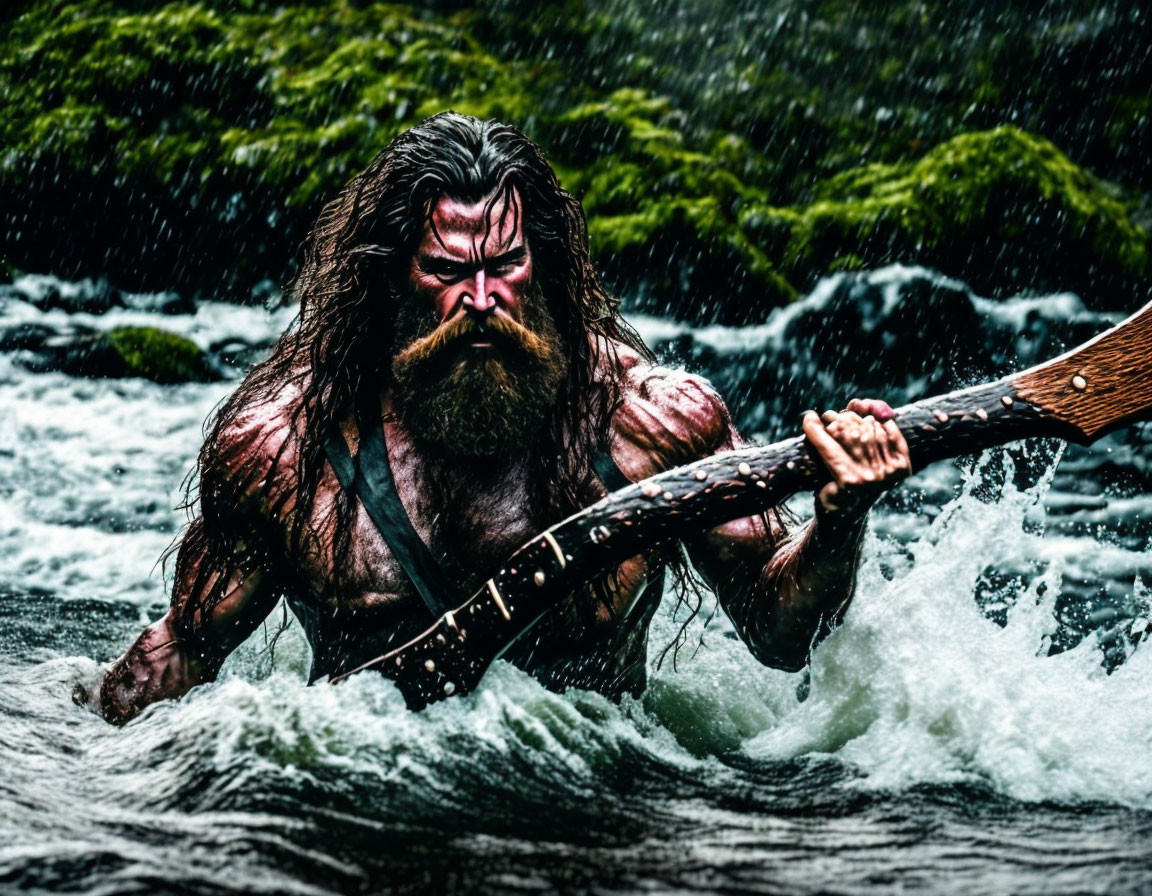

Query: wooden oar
[332,299,1152,708]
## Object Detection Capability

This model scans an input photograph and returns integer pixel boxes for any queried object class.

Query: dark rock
[0,322,58,352]
[651,268,1112,436]
[76,278,123,314]
[10,275,123,314]
[209,337,275,371]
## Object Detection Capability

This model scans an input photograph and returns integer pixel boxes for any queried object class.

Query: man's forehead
[422,189,525,256]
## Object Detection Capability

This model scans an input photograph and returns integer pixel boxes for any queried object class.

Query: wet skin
[97,190,912,724]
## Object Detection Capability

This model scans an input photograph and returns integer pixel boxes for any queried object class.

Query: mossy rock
[590,196,797,323]
[479,0,1152,196]
[764,127,1151,305]
[5,2,1150,319]
[43,326,220,384]
[106,326,218,382]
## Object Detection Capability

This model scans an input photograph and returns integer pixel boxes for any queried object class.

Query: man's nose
[462,269,496,314]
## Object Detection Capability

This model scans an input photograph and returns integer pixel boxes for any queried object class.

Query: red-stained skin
[409,191,535,333]
[96,189,912,724]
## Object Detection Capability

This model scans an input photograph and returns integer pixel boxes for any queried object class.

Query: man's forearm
[99,612,214,725]
[742,508,868,671]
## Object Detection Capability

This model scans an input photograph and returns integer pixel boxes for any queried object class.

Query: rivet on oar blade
[1072,374,1088,391]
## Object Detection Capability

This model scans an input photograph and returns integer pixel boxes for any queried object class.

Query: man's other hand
[802,398,911,520]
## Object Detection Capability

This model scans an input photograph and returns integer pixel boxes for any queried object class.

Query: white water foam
[0,291,293,602]
[730,450,1152,807]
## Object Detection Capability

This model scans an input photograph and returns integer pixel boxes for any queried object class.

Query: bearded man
[98,113,911,725]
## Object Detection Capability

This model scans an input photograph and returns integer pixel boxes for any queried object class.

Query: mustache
[393,312,555,372]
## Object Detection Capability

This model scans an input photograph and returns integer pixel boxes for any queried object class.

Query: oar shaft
[895,377,1074,469]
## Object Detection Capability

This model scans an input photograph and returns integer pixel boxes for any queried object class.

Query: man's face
[390,189,568,459]
[408,190,534,331]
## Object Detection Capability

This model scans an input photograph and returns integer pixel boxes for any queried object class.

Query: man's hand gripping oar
[333,299,1152,709]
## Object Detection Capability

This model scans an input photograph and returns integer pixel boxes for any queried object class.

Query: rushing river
[1,268,1151,895]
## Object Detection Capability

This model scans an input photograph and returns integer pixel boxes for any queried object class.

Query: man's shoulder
[207,383,305,500]
[608,350,738,478]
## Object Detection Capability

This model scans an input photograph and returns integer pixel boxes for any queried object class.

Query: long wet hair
[176,112,663,637]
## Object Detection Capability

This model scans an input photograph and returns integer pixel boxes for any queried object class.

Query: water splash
[734,447,1152,807]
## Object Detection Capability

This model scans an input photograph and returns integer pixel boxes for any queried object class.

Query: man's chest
[294,462,544,616]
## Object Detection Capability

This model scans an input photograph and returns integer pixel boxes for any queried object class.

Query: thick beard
[390,287,569,460]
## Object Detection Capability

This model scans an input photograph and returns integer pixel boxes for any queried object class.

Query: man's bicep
[168,510,286,652]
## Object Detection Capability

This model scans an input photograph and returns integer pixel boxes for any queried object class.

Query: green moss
[776,127,1150,302]
[547,88,794,322]
[590,196,796,321]
[3,2,1149,318]
[0,1,548,293]
[826,253,866,274]
[103,326,216,383]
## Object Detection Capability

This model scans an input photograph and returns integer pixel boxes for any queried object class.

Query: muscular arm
[98,525,281,725]
[612,364,907,672]
[689,500,867,671]
[99,401,295,725]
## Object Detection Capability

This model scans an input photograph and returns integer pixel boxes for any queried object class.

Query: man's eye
[489,258,524,276]
[424,264,467,283]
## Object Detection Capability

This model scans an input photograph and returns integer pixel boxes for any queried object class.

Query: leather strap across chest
[322,398,462,618]
[322,399,631,622]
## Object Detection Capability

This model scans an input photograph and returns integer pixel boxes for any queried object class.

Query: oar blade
[1012,299,1152,442]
